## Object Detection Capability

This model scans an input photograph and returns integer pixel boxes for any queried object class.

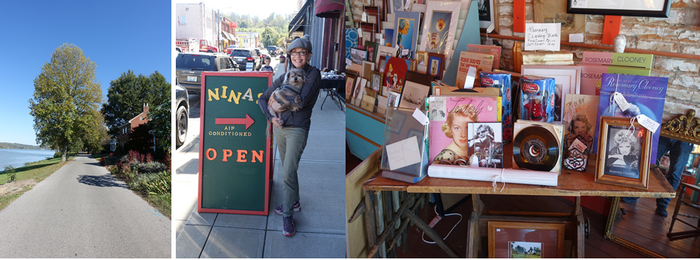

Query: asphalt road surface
[0,155,170,258]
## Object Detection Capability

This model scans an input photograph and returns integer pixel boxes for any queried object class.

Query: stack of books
[521,50,574,65]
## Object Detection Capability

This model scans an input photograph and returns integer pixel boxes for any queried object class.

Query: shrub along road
[0,154,170,258]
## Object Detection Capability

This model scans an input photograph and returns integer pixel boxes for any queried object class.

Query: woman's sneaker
[274,201,301,215]
[282,216,295,237]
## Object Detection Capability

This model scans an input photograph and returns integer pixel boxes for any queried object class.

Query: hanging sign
[524,23,561,51]
[198,71,273,215]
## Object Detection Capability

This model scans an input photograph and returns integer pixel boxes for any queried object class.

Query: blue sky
[0,0,171,146]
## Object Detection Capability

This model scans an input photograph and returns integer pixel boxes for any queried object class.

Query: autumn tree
[101,70,170,136]
[29,43,105,162]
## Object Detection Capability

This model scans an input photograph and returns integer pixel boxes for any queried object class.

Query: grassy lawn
[0,157,72,211]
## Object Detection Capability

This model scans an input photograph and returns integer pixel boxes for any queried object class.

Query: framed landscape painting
[488,221,565,258]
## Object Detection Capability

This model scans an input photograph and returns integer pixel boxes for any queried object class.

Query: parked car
[225,45,238,55]
[230,48,261,71]
[259,49,270,60]
[175,83,189,148]
[176,52,239,92]
[267,46,278,56]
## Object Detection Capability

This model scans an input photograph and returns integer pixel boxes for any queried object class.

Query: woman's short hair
[569,113,592,133]
[612,129,640,153]
[441,104,478,138]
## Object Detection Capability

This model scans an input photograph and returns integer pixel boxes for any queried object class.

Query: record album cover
[428,96,501,166]
[562,94,599,172]
[595,73,668,163]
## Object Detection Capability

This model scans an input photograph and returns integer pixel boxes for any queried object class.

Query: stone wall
[490,0,700,121]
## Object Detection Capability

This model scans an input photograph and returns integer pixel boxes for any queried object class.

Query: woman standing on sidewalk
[258,35,321,237]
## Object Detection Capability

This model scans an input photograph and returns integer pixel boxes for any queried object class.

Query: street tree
[101,70,170,137]
[29,43,104,162]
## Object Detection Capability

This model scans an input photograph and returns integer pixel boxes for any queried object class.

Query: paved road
[0,155,171,258]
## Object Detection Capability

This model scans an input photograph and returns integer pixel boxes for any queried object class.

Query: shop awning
[315,0,343,18]
[289,0,311,34]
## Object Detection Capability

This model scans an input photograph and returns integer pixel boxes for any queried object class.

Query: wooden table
[361,158,675,257]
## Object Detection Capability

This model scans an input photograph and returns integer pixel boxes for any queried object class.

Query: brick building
[117,104,150,147]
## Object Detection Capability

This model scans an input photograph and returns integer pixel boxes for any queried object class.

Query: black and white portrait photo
[604,127,642,179]
[467,123,503,168]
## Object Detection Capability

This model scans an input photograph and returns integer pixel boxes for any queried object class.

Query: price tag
[412,108,429,126]
[362,11,367,22]
[613,92,630,112]
[637,114,660,133]
[358,28,362,35]
[401,48,409,56]
[463,66,477,89]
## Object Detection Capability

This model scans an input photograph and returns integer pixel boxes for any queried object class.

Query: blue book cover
[595,73,668,163]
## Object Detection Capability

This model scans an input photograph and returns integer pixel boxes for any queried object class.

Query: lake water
[0,149,56,170]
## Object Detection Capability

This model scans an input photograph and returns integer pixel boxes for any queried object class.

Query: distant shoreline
[0,142,44,150]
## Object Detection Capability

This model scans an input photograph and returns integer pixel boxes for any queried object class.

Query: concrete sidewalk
[175,64,347,258]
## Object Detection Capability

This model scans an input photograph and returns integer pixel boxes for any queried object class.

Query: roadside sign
[198,71,274,215]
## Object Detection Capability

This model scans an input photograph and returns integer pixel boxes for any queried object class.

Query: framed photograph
[427,53,445,80]
[398,80,430,110]
[377,45,397,66]
[595,116,652,189]
[383,28,395,47]
[567,0,672,18]
[534,0,584,42]
[387,91,401,108]
[365,40,378,64]
[351,48,367,65]
[371,71,383,94]
[478,0,499,31]
[393,11,421,60]
[378,55,388,73]
[488,221,565,258]
[345,72,357,100]
[522,65,582,122]
[467,122,504,168]
[362,61,375,80]
[420,1,460,57]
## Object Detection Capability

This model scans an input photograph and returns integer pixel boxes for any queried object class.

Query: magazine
[595,73,668,163]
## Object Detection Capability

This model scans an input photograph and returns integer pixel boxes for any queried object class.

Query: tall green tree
[101,70,170,136]
[29,43,104,162]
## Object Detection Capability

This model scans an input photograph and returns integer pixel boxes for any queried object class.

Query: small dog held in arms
[268,68,305,128]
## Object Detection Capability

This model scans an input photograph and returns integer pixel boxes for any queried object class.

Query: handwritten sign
[524,23,561,51]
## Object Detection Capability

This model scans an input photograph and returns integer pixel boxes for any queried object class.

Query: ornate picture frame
[595,116,652,190]
[427,53,445,80]
[488,221,565,258]
[567,0,672,18]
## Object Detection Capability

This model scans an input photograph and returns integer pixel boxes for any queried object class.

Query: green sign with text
[198,71,273,215]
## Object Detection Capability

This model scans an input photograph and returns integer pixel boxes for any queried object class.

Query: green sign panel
[198,71,273,215]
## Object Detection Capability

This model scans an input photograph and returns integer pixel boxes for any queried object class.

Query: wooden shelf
[481,33,700,61]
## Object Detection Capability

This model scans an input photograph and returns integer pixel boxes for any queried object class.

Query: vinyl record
[513,125,560,171]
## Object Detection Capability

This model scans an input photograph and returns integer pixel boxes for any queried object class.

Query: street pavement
[174,59,347,258]
[0,154,171,258]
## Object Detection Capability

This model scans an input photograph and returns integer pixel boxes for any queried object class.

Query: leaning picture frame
[419,1,460,58]
[393,11,421,59]
[345,72,357,100]
[427,53,445,80]
[478,0,499,31]
[488,221,565,258]
[567,0,672,18]
[595,116,652,190]
[522,65,582,122]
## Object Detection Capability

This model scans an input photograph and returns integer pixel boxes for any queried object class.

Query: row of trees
[226,12,292,48]
[29,43,170,162]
